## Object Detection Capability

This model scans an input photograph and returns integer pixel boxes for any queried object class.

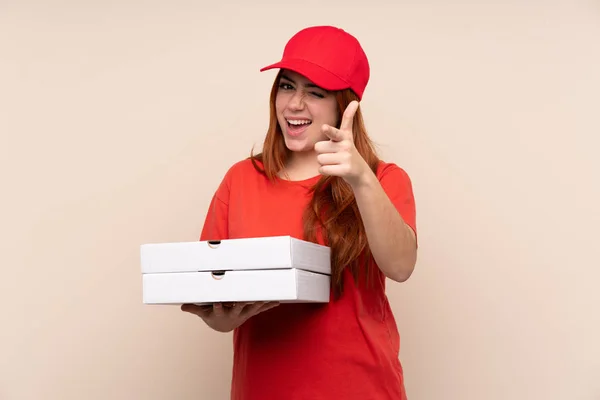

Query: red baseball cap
[260,26,370,99]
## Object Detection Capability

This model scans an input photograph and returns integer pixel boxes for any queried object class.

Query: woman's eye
[279,83,294,90]
[311,92,325,98]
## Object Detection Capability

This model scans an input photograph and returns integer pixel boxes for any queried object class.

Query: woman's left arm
[349,169,418,282]
[316,101,418,282]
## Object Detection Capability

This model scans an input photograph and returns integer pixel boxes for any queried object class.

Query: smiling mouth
[286,119,312,128]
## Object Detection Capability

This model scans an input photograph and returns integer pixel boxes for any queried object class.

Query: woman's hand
[316,100,371,188]
[180,301,280,332]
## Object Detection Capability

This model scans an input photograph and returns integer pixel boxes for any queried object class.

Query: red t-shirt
[200,158,417,400]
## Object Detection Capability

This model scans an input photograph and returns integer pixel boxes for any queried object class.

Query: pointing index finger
[321,124,344,142]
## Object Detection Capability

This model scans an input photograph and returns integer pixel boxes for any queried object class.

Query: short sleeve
[199,174,231,242]
[377,162,417,242]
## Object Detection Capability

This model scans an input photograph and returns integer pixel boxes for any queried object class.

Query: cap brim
[260,59,349,92]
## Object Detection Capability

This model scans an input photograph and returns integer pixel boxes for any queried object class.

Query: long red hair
[250,71,381,297]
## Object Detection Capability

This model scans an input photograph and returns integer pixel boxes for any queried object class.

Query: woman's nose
[288,91,306,110]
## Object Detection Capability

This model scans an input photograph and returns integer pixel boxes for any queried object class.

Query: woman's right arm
[182,178,280,331]
[181,302,280,332]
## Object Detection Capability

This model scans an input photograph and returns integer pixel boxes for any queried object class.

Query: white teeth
[287,120,312,125]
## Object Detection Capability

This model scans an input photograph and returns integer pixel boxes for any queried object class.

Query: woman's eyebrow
[280,74,323,90]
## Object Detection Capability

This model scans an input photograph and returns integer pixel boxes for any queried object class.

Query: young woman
[181,25,418,400]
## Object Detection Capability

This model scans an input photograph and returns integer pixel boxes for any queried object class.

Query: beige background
[1,1,599,399]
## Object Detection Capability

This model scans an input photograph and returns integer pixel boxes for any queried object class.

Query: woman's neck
[279,151,321,181]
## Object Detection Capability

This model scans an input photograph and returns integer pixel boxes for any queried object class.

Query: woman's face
[275,70,339,154]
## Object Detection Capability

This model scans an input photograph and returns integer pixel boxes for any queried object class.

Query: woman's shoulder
[375,160,412,181]
[210,157,264,200]
[220,157,264,180]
